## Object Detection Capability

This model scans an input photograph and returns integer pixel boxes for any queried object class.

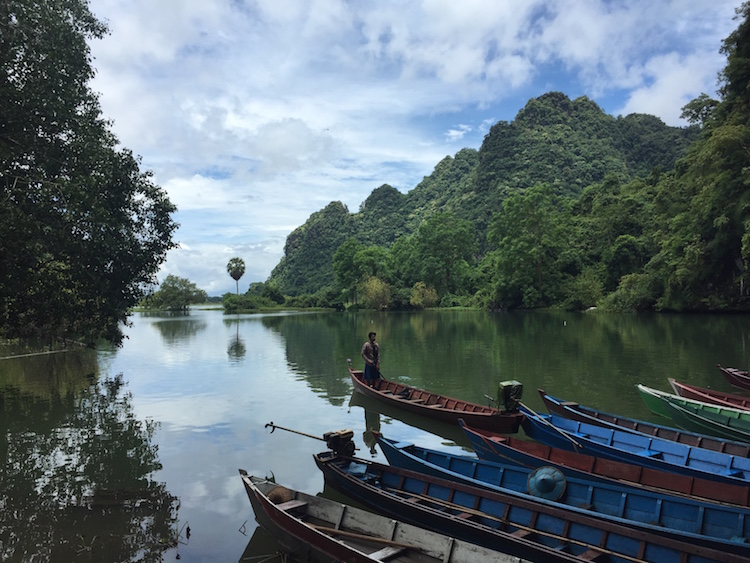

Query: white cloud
[87,0,741,294]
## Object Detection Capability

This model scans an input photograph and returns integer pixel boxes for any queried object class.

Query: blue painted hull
[458,418,750,506]
[540,389,750,458]
[314,451,742,563]
[376,435,750,554]
[520,407,750,487]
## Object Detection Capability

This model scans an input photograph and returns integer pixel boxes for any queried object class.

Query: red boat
[669,377,750,411]
[718,364,750,391]
[348,366,524,433]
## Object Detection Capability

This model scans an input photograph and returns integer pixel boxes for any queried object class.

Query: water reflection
[150,313,208,346]
[238,525,290,563]
[348,391,472,449]
[226,320,247,363]
[0,351,180,562]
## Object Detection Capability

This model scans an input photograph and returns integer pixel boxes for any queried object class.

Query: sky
[86,0,742,296]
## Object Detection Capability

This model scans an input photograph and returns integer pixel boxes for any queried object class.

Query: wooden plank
[370,546,406,560]
[276,499,307,511]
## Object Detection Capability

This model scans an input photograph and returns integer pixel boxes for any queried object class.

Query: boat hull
[314,451,742,563]
[520,408,750,487]
[376,434,750,554]
[540,388,750,458]
[718,364,750,391]
[348,366,523,433]
[458,419,750,507]
[239,470,529,563]
[669,378,750,411]
[661,399,750,443]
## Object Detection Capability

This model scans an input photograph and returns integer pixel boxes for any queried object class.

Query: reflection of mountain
[0,353,179,561]
[151,315,208,345]
[258,309,750,423]
[348,391,472,448]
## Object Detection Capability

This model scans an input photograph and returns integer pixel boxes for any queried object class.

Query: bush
[222,293,259,313]
[410,282,438,309]
[599,273,659,312]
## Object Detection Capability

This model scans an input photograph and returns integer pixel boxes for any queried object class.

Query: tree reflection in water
[0,351,180,562]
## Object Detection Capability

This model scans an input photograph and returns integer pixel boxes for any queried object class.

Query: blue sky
[87,0,740,296]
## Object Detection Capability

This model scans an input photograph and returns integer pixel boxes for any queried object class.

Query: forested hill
[269,92,698,296]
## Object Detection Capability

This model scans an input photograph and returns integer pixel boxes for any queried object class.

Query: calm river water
[1,309,749,562]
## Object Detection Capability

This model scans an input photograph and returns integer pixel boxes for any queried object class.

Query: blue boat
[539,388,750,458]
[314,450,742,563]
[458,419,750,507]
[376,434,750,555]
[520,407,750,488]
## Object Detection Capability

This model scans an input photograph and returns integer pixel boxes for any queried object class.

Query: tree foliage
[0,0,178,344]
[145,275,207,311]
[226,257,246,295]
[269,92,697,299]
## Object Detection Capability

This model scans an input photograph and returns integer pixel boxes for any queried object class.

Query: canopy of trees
[268,5,750,314]
[0,0,178,344]
[145,275,207,311]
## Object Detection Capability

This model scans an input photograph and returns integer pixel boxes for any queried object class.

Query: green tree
[226,257,246,295]
[642,3,750,310]
[410,281,438,309]
[146,275,207,310]
[0,0,177,345]
[413,212,476,296]
[360,277,391,310]
[488,184,571,308]
[354,245,389,280]
[333,238,363,304]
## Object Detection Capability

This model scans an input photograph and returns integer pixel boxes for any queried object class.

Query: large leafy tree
[0,0,177,344]
[412,212,476,296]
[146,275,207,310]
[487,184,572,308]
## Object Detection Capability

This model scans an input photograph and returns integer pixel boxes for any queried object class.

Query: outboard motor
[497,380,523,412]
[324,429,356,457]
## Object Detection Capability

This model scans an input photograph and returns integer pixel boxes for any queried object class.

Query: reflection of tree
[228,332,247,363]
[151,315,208,346]
[0,372,179,562]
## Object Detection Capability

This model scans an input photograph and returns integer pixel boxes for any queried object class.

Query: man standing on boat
[361,331,380,387]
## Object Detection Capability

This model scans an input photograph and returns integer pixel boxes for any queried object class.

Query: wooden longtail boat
[348,366,524,433]
[669,378,750,411]
[718,364,750,391]
[637,384,750,420]
[660,398,750,443]
[239,469,529,563]
[375,434,750,554]
[314,450,743,563]
[540,388,750,457]
[637,384,750,442]
[520,407,750,487]
[458,419,750,507]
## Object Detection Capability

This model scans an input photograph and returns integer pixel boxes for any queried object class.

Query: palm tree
[226,258,246,295]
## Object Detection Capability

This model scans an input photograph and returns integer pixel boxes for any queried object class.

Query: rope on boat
[521,401,583,450]
[386,488,652,563]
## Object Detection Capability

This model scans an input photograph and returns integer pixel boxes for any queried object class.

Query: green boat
[663,399,750,442]
[637,384,750,442]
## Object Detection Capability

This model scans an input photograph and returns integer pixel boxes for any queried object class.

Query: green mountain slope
[269,92,698,296]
